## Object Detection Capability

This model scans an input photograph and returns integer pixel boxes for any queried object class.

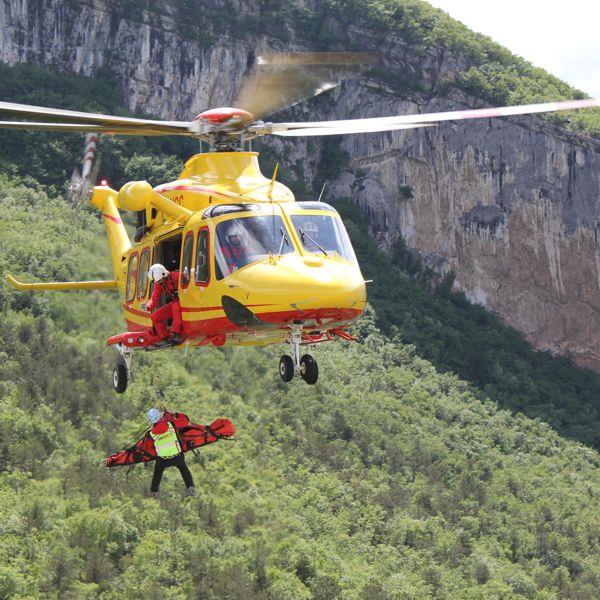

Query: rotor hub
[195,107,254,125]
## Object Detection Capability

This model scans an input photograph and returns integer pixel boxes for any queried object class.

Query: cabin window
[126,253,138,302]
[180,232,194,288]
[155,234,182,272]
[137,248,150,299]
[290,214,357,264]
[214,216,295,280]
[195,229,209,284]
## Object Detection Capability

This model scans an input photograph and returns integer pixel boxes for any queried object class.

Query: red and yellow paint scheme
[102,151,365,346]
[8,149,366,389]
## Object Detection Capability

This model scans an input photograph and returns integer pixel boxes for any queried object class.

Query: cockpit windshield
[290,214,357,264]
[215,215,295,279]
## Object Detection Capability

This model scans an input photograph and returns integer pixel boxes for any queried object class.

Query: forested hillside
[2,61,600,597]
[2,176,600,598]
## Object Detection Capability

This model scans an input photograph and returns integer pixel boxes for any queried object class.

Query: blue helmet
[147,408,162,424]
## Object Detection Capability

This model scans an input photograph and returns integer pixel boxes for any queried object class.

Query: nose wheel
[112,345,132,394]
[278,328,319,385]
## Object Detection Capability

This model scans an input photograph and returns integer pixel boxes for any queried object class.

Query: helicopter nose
[223,255,366,325]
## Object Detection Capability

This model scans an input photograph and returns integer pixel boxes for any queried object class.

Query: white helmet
[147,408,162,424]
[148,264,168,282]
[226,222,245,246]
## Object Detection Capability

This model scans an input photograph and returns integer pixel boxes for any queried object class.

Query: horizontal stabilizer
[5,274,117,291]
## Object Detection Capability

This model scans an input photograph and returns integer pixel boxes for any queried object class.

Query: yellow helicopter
[2,53,598,392]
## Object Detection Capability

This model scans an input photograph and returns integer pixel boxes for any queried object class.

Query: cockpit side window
[214,215,295,280]
[290,214,357,264]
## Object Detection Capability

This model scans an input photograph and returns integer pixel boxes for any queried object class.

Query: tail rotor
[68,133,99,204]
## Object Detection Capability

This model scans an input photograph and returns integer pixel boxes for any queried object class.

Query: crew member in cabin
[300,220,320,251]
[220,221,248,274]
[146,408,195,497]
[142,264,184,344]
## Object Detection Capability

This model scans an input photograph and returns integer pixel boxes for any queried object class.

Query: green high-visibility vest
[150,422,181,458]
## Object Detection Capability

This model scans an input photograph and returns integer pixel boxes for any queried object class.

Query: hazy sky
[426,0,600,99]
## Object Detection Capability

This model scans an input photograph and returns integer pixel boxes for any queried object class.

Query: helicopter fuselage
[98,151,366,350]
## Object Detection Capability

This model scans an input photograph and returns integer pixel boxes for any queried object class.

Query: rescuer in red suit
[146,408,195,497]
[142,263,183,344]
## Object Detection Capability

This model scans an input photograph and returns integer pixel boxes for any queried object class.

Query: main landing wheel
[113,361,128,394]
[279,355,294,382]
[300,354,318,385]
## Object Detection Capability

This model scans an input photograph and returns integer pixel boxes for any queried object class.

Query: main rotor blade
[0,121,191,135]
[271,122,433,137]
[269,98,600,133]
[234,52,376,119]
[0,100,190,130]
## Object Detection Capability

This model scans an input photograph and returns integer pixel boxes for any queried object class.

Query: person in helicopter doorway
[147,408,195,497]
[141,263,184,345]
[220,221,248,274]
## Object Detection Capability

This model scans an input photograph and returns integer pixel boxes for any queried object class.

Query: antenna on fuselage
[268,163,279,199]
[317,181,327,202]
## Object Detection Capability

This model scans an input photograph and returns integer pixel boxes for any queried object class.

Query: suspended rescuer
[147,408,195,497]
[103,408,236,497]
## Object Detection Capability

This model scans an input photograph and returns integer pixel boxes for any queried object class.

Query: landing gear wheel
[113,361,128,394]
[300,354,318,385]
[279,355,294,382]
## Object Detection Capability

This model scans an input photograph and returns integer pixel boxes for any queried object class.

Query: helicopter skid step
[107,329,163,349]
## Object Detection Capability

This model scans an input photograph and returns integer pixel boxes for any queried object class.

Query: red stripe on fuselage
[123,302,276,318]
[180,303,274,313]
[127,307,362,340]
[103,214,122,224]
[180,305,223,313]
[123,304,151,317]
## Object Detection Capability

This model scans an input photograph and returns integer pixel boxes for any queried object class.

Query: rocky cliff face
[2,0,600,370]
[331,91,600,371]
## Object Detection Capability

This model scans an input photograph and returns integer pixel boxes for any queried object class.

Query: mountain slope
[1,179,600,598]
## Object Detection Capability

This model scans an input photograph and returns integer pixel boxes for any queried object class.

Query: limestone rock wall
[2,0,600,369]
[331,89,600,370]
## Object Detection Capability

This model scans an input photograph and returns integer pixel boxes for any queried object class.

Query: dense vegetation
[2,176,600,598]
[1,177,600,598]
